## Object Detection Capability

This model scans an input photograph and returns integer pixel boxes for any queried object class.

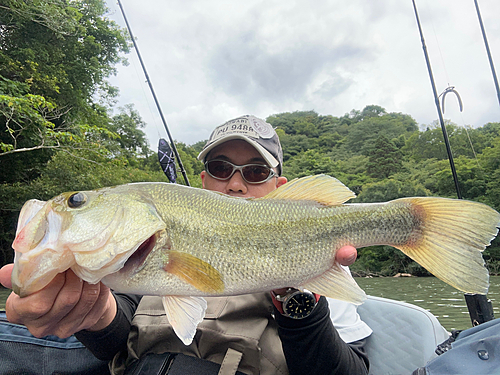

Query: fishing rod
[411,0,494,327]
[116,0,190,187]
[474,0,500,108]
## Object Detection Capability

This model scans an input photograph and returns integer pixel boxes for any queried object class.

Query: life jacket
[110,293,289,375]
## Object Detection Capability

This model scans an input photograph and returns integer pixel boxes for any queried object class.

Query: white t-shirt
[328,298,372,343]
[327,266,372,343]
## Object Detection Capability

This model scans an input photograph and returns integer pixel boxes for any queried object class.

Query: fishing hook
[439,86,463,113]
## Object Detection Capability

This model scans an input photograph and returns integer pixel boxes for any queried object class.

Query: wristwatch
[271,288,318,319]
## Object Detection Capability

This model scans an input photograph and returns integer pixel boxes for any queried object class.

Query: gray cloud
[207,30,371,104]
[106,0,500,145]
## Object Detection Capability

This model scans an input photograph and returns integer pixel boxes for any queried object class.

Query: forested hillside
[1,1,499,276]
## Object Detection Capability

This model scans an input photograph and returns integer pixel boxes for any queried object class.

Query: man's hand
[0,264,116,338]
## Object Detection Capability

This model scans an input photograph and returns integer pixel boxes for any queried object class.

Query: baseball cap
[197,115,284,175]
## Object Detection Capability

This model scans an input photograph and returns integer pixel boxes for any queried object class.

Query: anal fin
[303,263,366,305]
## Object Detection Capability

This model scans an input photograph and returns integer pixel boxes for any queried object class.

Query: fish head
[11,186,166,297]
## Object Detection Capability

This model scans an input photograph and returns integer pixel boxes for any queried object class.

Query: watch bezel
[281,289,317,319]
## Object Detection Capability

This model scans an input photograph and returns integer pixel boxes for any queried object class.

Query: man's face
[201,140,287,198]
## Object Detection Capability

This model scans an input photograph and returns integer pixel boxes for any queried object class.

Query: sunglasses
[205,159,277,184]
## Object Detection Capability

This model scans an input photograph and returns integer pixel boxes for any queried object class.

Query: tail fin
[395,197,500,295]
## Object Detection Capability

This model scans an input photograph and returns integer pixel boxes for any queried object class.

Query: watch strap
[270,290,285,314]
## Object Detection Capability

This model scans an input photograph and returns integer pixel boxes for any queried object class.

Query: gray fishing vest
[110,293,289,375]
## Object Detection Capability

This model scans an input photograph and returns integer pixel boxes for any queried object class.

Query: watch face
[283,292,316,319]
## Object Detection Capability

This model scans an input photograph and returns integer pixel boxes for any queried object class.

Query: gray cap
[197,115,283,175]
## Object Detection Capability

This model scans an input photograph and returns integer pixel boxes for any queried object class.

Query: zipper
[158,353,177,375]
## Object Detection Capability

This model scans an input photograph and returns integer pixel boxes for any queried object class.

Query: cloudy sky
[104,0,500,147]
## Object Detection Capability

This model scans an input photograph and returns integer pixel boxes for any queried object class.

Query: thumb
[336,246,357,267]
[0,264,14,289]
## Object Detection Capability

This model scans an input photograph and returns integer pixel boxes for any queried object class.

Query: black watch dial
[283,292,316,319]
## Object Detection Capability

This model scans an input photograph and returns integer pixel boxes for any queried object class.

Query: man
[0,115,371,374]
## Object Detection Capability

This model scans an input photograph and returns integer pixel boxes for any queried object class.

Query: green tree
[107,104,150,159]
[359,104,386,119]
[0,0,129,181]
[432,156,486,199]
[342,109,417,156]
[0,0,128,109]
[478,136,500,210]
[284,149,337,179]
[0,0,134,263]
[355,179,430,203]
[366,134,403,179]
[403,121,491,163]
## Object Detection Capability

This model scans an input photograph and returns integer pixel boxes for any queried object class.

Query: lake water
[1,276,499,331]
[356,275,499,331]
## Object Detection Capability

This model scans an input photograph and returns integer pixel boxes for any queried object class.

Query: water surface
[356,275,499,331]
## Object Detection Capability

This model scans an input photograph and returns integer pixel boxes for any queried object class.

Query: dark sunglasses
[205,159,277,184]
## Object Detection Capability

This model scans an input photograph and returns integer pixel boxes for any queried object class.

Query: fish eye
[67,192,86,208]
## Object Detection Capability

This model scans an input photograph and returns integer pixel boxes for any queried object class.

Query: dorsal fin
[262,174,356,206]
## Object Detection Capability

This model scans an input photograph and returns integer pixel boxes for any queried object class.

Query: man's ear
[200,170,207,188]
[276,176,287,188]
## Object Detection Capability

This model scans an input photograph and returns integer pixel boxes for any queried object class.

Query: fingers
[6,271,67,324]
[0,263,14,289]
[57,278,115,335]
[336,246,357,267]
[5,269,115,338]
[83,286,117,332]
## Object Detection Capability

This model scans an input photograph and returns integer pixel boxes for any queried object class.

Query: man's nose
[226,171,248,194]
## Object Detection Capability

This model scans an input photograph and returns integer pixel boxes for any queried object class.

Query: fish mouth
[120,232,158,274]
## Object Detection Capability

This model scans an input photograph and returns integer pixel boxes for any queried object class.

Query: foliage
[365,134,403,179]
[0,0,133,261]
[0,0,129,107]
[106,104,150,159]
[355,179,430,203]
[0,0,129,170]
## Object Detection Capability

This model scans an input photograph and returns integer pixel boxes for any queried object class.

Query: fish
[10,174,500,345]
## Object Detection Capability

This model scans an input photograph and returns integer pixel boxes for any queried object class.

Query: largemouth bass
[11,175,500,344]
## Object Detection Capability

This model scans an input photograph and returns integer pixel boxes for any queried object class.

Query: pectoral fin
[303,262,366,305]
[162,295,207,345]
[164,251,224,294]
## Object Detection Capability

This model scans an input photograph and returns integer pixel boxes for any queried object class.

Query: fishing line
[439,86,482,171]
[457,111,482,172]
[128,49,164,140]
[422,1,481,172]
[423,0,452,86]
